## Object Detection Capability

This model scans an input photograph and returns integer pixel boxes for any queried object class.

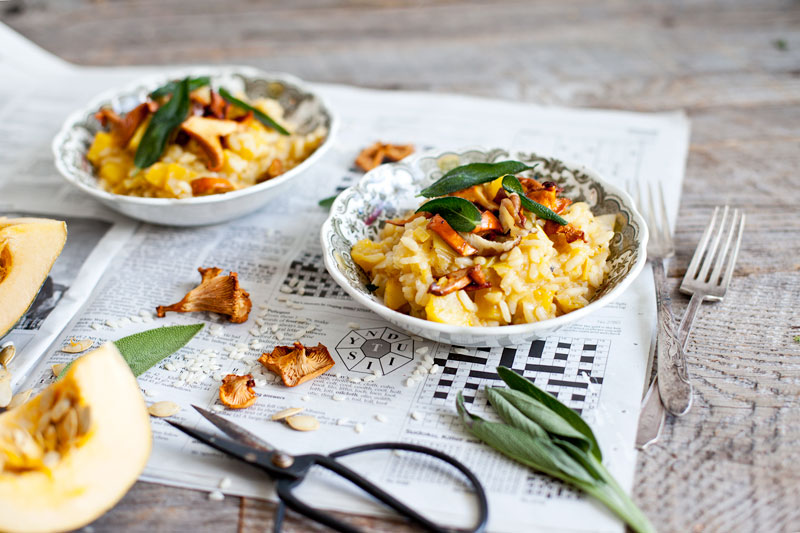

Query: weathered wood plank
[635,273,800,533]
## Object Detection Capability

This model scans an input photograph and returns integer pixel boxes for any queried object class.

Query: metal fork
[677,206,746,346]
[636,203,746,446]
[635,181,693,416]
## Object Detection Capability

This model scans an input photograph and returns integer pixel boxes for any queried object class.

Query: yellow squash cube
[425,292,473,326]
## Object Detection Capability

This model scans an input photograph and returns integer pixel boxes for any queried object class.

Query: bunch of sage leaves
[133,76,288,170]
[415,160,567,231]
[457,366,654,533]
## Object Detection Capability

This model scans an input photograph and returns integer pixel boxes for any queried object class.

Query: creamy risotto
[87,83,327,199]
[351,169,615,327]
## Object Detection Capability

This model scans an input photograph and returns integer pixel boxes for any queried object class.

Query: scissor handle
[274,442,488,533]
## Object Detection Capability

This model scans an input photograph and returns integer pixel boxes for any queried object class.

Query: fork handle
[677,292,704,350]
[653,259,693,416]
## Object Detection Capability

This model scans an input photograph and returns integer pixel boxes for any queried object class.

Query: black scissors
[167,406,488,533]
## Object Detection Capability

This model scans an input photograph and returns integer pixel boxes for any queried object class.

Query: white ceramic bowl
[52,66,337,226]
[320,148,648,347]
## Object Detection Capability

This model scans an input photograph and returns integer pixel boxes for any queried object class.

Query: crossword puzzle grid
[420,337,610,415]
[280,249,350,300]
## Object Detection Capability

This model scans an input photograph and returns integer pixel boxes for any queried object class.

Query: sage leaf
[497,366,601,460]
[485,387,548,441]
[416,197,482,232]
[114,324,204,376]
[134,77,191,169]
[318,194,338,208]
[457,392,594,484]
[149,76,211,99]
[58,324,203,380]
[218,87,289,136]
[420,160,535,198]
[501,175,568,226]
[488,387,593,453]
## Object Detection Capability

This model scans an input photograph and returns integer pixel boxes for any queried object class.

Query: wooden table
[3,1,799,531]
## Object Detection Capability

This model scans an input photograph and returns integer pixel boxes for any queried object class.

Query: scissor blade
[192,405,275,452]
[166,420,275,469]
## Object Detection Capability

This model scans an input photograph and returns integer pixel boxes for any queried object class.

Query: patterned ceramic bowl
[321,148,648,347]
[52,66,336,226]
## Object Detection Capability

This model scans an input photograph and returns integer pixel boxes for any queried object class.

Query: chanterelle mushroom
[258,342,335,387]
[429,266,491,296]
[94,102,153,147]
[156,267,252,323]
[181,116,239,171]
[218,374,257,409]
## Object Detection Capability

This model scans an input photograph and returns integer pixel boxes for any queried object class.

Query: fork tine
[656,182,671,246]
[685,206,720,281]
[697,205,729,283]
[646,182,658,240]
[708,208,739,286]
[719,211,745,290]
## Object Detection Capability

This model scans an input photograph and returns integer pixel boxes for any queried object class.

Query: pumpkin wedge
[0,343,152,533]
[0,217,68,339]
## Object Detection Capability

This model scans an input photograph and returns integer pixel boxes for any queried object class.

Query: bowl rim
[320,147,649,338]
[51,65,339,207]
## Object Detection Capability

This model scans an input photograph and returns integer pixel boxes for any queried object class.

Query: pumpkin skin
[0,217,68,339]
[0,343,152,533]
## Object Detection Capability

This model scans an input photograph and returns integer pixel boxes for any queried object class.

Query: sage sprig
[416,196,482,232]
[419,160,535,198]
[134,77,191,169]
[218,88,289,136]
[149,76,211,99]
[457,366,654,533]
[501,175,568,226]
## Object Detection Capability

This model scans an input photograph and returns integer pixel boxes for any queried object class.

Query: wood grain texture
[2,0,799,531]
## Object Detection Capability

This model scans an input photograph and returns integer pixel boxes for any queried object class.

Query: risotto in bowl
[321,148,648,347]
[53,66,336,226]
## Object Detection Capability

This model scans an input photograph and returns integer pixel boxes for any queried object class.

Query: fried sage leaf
[501,175,568,226]
[134,77,191,169]
[420,160,534,198]
[416,197,482,232]
[149,76,211,99]
[218,88,289,136]
[318,194,338,208]
[456,369,655,533]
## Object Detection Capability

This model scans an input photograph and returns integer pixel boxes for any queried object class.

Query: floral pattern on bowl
[320,148,648,347]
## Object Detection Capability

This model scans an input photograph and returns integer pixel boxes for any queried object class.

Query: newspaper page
[1,24,689,533]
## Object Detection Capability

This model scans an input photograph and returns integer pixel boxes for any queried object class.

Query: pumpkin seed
[38,387,55,413]
[49,397,72,422]
[13,428,42,460]
[43,425,57,450]
[76,405,92,435]
[36,410,53,436]
[42,450,61,469]
[7,388,32,410]
[148,401,181,418]
[0,345,16,367]
[62,339,94,354]
[57,408,78,445]
[51,363,67,377]
[285,414,320,432]
[271,407,304,421]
